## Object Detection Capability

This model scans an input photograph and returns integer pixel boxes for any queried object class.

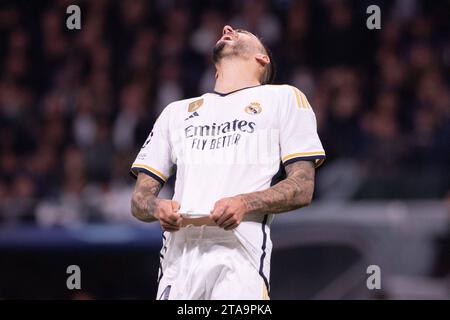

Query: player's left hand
[210,196,248,230]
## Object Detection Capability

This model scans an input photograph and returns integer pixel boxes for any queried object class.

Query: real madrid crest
[188,98,204,112]
[245,102,262,115]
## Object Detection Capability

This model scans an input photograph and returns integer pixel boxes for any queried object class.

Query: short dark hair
[260,41,276,85]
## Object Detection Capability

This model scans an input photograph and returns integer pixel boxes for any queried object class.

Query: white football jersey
[131,84,325,290]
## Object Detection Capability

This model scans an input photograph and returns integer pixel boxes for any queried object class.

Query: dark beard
[212,41,226,63]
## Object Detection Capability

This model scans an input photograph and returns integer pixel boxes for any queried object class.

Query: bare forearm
[239,161,315,215]
[131,173,162,222]
[131,192,159,222]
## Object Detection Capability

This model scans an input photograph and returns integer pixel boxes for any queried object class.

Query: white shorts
[156,225,270,300]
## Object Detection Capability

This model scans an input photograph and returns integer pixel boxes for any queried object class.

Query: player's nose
[223,25,234,35]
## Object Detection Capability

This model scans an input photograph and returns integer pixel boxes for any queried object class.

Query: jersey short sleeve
[279,86,325,168]
[130,106,174,184]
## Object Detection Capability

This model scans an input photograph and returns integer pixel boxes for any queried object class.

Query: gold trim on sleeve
[282,151,326,162]
[131,164,168,181]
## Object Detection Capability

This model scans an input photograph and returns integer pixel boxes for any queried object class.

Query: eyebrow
[235,29,253,36]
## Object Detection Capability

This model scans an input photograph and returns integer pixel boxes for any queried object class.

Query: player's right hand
[153,200,182,232]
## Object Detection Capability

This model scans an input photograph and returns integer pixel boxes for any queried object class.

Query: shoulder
[157,95,206,121]
[165,95,205,111]
[261,84,310,109]
[260,84,307,98]
[262,84,306,99]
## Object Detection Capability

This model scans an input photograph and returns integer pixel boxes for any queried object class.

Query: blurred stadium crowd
[0,0,449,226]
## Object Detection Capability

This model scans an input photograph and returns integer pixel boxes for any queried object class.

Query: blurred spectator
[230,0,281,46]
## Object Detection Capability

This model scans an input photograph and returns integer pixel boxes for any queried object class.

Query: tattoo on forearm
[131,173,162,222]
[240,161,315,215]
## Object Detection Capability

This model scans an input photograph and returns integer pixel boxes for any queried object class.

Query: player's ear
[255,53,270,67]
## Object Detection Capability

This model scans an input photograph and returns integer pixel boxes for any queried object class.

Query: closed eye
[235,29,250,35]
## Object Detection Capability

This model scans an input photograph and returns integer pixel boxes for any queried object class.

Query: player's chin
[213,41,226,52]
[212,41,229,60]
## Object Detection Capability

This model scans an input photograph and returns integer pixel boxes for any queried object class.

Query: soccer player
[130,25,325,300]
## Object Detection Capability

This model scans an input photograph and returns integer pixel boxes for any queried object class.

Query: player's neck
[214,59,261,94]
